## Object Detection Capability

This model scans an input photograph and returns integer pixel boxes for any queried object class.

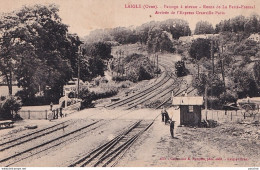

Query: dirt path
[2,107,259,167]
[117,114,260,167]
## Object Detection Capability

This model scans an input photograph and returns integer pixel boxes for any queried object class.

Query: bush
[234,40,258,57]
[111,53,159,82]
[138,66,153,81]
[206,96,222,110]
[240,56,252,66]
[231,68,259,98]
[0,96,22,120]
[177,48,184,54]
[112,75,127,82]
[15,90,57,106]
[78,88,95,109]
[79,86,118,109]
[219,91,238,104]
[119,81,132,88]
[192,73,225,97]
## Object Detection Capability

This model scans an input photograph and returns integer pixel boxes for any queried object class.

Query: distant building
[172,96,204,126]
[63,78,87,97]
[248,33,260,42]
[178,34,219,44]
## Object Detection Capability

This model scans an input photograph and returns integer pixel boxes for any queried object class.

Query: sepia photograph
[0,0,259,168]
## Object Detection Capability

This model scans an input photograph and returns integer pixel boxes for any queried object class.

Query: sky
[0,0,259,37]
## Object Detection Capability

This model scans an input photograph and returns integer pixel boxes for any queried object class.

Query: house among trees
[172,96,204,126]
[178,34,219,44]
[248,33,260,43]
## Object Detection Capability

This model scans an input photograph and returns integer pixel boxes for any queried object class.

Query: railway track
[155,86,196,109]
[0,120,104,167]
[106,63,178,109]
[106,65,171,108]
[68,84,194,167]
[69,120,153,167]
[1,55,194,167]
[126,78,183,110]
[124,60,189,110]
[0,120,73,152]
[0,108,151,167]
[0,120,69,142]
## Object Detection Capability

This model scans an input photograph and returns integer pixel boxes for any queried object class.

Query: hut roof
[172,96,204,106]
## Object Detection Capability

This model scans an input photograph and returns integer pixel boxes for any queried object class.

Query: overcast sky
[0,0,259,37]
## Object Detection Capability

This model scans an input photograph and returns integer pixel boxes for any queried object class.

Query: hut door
[186,106,194,125]
[180,106,194,125]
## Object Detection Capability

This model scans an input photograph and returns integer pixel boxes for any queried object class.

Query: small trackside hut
[172,96,204,126]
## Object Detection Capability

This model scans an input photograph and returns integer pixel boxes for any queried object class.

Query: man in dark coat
[164,110,170,125]
[161,107,166,122]
[170,121,175,138]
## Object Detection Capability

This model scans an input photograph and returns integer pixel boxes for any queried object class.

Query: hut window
[188,106,193,113]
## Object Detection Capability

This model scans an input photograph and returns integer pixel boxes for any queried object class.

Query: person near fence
[56,109,59,119]
[52,110,56,119]
[50,102,53,111]
[60,107,63,118]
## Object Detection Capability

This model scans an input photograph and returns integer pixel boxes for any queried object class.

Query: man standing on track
[164,111,170,125]
[170,121,175,138]
[161,107,166,122]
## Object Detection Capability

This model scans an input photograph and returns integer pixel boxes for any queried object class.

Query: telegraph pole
[211,40,214,74]
[121,51,124,76]
[221,44,226,89]
[156,54,158,77]
[77,46,81,99]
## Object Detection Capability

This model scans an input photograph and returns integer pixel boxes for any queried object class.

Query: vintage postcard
[0,0,259,168]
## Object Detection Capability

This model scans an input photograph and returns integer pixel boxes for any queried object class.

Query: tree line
[188,37,260,109]
[0,4,112,105]
[195,15,260,35]
[84,19,191,53]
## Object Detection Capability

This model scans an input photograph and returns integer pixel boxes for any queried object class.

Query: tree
[234,39,258,57]
[136,22,152,44]
[0,12,20,95]
[253,61,260,89]
[189,39,211,60]
[192,73,225,109]
[245,14,259,34]
[80,42,112,82]
[161,19,191,39]
[0,96,21,119]
[230,15,246,32]
[84,42,112,60]
[15,5,80,100]
[194,21,215,35]
[215,14,260,34]
[230,68,258,98]
[192,73,225,97]
[0,4,82,102]
[189,38,211,75]
[147,26,162,53]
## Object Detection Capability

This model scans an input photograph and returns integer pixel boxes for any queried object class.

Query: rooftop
[172,96,204,105]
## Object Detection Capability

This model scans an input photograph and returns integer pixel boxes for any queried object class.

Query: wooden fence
[18,110,49,120]
[18,101,81,120]
[201,110,260,123]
